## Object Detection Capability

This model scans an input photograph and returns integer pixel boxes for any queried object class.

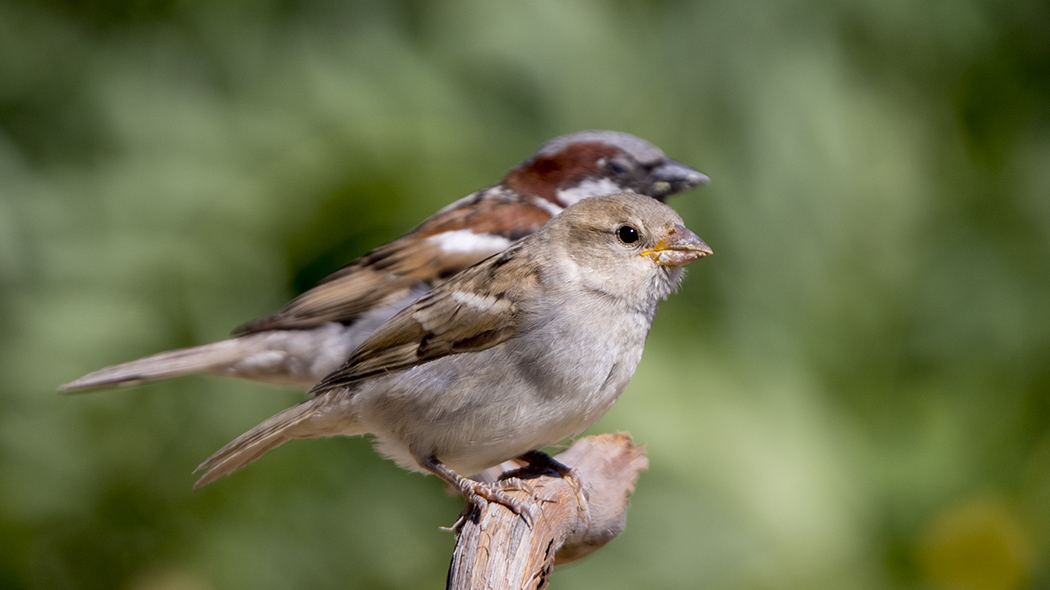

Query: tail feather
[193,398,330,488]
[60,339,257,393]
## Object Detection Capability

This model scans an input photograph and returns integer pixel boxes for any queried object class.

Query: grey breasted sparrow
[192,193,712,511]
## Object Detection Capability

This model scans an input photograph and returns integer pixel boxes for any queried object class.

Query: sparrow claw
[505,450,585,509]
[498,476,537,497]
[423,455,535,528]
[443,503,481,533]
[468,481,527,515]
[499,449,579,492]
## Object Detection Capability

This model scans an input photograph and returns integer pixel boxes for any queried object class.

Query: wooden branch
[446,433,648,589]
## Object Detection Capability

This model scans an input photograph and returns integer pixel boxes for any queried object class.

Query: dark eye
[607,160,629,175]
[617,225,640,244]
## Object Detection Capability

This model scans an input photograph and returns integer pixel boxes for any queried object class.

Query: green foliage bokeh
[1,0,1048,588]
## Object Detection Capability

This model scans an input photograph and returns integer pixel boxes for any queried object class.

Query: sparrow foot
[423,455,535,528]
[502,449,583,506]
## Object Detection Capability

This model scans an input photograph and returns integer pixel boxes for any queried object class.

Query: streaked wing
[310,245,535,394]
[234,197,552,334]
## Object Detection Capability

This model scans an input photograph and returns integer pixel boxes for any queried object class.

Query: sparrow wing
[234,197,552,334]
[309,245,535,394]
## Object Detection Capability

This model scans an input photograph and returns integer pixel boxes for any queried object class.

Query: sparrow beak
[642,224,713,266]
[648,159,710,199]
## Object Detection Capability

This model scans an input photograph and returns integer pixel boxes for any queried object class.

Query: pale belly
[351,306,650,475]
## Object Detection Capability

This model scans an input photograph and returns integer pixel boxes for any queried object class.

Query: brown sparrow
[61,131,708,392]
[192,193,712,511]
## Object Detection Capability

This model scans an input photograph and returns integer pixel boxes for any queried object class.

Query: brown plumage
[61,131,708,392]
[192,194,712,506]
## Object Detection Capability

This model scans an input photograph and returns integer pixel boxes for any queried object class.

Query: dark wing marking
[309,243,536,394]
[234,195,553,334]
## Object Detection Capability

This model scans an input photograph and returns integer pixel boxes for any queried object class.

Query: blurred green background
[2,0,1048,588]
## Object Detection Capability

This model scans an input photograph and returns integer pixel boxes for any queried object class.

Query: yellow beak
[641,224,713,266]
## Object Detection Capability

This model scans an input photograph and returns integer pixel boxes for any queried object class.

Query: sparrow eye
[607,160,629,175]
[617,225,640,244]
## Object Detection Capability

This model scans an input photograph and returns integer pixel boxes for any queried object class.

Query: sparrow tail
[59,339,264,393]
[192,396,344,488]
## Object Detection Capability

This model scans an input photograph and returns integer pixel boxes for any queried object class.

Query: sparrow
[61,131,708,392]
[192,193,712,511]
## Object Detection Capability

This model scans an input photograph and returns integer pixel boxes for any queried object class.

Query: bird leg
[421,455,532,525]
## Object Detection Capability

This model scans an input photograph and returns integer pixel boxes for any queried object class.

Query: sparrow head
[544,192,712,304]
[502,130,709,208]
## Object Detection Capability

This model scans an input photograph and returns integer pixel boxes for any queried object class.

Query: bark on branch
[446,433,648,589]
